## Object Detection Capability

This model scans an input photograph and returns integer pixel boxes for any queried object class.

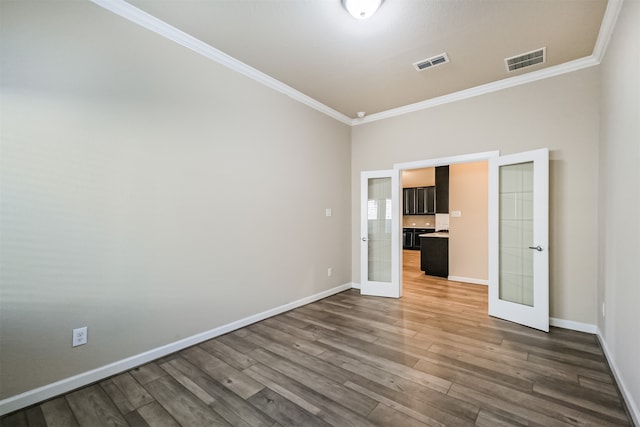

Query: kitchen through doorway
[396,152,495,294]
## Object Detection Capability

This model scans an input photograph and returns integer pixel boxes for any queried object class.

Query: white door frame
[392,151,500,298]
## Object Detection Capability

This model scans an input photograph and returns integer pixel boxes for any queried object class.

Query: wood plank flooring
[2,250,633,426]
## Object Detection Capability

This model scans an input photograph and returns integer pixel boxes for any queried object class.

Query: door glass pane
[499,162,534,306]
[367,177,392,282]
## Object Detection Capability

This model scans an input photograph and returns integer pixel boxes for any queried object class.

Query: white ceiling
[112,0,608,121]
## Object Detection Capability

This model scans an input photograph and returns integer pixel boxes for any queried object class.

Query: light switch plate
[451,210,462,217]
[325,208,332,217]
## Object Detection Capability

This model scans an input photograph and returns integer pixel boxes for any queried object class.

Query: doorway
[395,151,498,294]
[382,149,549,331]
[401,161,490,284]
[361,149,549,331]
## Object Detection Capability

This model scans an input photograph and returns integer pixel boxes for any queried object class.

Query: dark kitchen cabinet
[416,186,436,214]
[435,166,449,213]
[402,229,415,249]
[420,236,449,277]
[403,188,417,215]
[412,229,431,250]
[403,228,435,250]
[404,186,435,215]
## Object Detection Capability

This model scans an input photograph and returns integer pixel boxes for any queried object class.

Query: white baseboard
[447,276,488,286]
[596,328,640,427]
[351,282,361,289]
[549,317,597,334]
[0,282,353,416]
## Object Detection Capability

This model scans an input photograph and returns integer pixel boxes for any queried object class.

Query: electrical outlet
[602,302,606,318]
[73,327,88,347]
[327,267,333,277]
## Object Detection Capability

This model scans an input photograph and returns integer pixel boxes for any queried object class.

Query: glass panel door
[499,162,534,306]
[361,170,400,298]
[367,178,392,282]
[489,149,548,331]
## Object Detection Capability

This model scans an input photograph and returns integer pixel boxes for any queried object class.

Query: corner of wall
[596,328,640,426]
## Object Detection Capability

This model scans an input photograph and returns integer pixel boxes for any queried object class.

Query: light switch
[451,210,462,217]
[326,208,332,217]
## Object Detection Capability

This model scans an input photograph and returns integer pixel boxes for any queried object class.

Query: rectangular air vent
[505,47,546,72]
[413,53,449,72]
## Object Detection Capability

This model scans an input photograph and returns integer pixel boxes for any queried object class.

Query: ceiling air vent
[505,47,546,72]
[413,53,449,72]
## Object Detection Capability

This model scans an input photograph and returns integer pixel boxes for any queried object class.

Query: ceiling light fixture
[342,0,384,20]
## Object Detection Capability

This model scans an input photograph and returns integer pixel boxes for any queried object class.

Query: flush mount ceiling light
[342,0,384,20]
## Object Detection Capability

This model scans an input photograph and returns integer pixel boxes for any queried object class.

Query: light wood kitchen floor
[2,251,633,426]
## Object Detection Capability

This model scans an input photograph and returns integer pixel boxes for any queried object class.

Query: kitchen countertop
[419,232,449,238]
[403,226,435,229]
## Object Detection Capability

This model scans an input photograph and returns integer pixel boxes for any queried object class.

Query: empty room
[1,0,638,425]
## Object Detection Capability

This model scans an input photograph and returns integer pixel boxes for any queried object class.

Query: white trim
[350,0,623,126]
[89,0,352,125]
[395,151,500,171]
[354,56,598,125]
[448,276,488,286]
[596,328,640,427]
[549,317,597,334]
[592,0,625,62]
[91,0,622,128]
[351,282,361,290]
[0,282,352,416]
[549,321,640,425]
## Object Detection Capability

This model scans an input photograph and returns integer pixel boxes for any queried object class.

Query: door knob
[528,245,543,251]
[361,237,368,242]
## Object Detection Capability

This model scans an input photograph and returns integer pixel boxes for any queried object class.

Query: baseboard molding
[549,317,597,334]
[596,328,640,427]
[447,276,488,286]
[351,282,361,289]
[0,282,353,416]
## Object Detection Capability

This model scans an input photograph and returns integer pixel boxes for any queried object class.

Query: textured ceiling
[126,0,608,119]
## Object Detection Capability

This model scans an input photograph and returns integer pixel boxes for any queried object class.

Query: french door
[360,170,400,298]
[489,148,549,331]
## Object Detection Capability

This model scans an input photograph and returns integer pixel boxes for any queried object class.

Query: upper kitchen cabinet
[404,186,435,215]
[417,186,436,214]
[403,188,417,215]
[435,166,449,213]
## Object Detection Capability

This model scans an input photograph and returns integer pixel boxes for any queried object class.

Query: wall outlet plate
[73,327,88,347]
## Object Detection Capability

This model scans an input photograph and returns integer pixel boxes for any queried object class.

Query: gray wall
[351,67,600,325]
[0,1,351,399]
[598,0,640,418]
[2,0,638,417]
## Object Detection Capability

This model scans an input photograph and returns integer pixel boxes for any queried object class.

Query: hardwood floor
[2,251,633,426]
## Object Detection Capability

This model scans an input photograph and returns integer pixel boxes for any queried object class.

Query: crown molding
[352,55,599,125]
[92,0,623,128]
[90,0,352,125]
[592,0,624,62]
[352,0,624,126]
